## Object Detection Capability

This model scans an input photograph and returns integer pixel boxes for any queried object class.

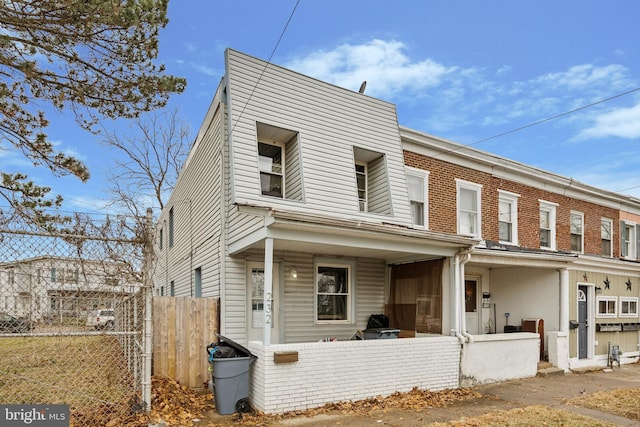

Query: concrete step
[537,366,566,377]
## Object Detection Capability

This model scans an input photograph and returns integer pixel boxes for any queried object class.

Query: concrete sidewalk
[201,363,640,426]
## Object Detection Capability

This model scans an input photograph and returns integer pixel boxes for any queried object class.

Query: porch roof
[229,206,479,263]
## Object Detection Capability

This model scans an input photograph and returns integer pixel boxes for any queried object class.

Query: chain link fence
[0,209,153,426]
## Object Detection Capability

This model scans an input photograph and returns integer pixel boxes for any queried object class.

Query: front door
[578,285,588,359]
[247,262,280,343]
[465,278,479,334]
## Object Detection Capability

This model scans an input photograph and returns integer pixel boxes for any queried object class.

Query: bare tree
[100,108,191,223]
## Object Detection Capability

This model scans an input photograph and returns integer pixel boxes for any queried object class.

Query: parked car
[0,313,34,333]
[86,309,115,330]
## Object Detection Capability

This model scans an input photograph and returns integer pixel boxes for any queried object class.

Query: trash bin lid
[215,333,257,359]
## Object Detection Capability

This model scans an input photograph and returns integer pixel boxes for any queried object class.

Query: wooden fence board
[152,296,219,388]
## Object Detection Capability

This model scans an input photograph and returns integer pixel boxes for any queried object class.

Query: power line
[467,86,640,147]
[230,0,301,134]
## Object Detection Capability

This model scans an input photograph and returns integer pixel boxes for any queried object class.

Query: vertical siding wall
[567,269,640,361]
[248,337,461,414]
[225,49,413,224]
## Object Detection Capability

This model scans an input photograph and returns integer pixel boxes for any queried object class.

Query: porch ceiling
[229,208,478,263]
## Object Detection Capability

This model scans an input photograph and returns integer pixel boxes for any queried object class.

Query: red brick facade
[404,150,620,257]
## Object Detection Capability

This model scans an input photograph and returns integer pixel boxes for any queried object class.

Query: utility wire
[467,86,640,147]
[230,0,301,134]
[430,86,640,197]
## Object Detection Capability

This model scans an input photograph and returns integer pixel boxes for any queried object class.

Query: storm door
[247,262,280,343]
[465,278,479,334]
[578,285,588,359]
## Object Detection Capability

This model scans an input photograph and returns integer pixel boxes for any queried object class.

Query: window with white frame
[601,218,612,257]
[498,190,519,244]
[596,296,617,318]
[315,260,352,323]
[570,211,584,253]
[539,200,557,250]
[620,297,639,318]
[456,180,482,237]
[258,141,284,198]
[355,162,367,212]
[621,220,638,259]
[406,167,429,227]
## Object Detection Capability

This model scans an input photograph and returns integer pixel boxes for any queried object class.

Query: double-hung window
[596,296,617,318]
[406,167,429,227]
[258,141,284,198]
[355,162,367,212]
[456,180,482,237]
[315,260,353,323]
[620,297,639,318]
[539,200,557,250]
[498,190,519,244]
[601,218,612,257]
[621,220,639,259]
[570,211,584,253]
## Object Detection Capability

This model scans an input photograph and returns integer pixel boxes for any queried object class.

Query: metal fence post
[142,208,154,412]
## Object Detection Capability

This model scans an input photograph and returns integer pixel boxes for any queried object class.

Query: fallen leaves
[569,387,640,421]
[226,387,482,426]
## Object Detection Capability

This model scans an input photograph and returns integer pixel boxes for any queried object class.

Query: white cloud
[577,103,640,140]
[536,64,630,91]
[285,39,456,98]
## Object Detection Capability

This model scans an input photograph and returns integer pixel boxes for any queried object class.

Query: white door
[464,278,479,334]
[247,262,280,343]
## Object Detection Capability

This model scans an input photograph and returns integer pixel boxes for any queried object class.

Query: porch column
[263,237,274,345]
[559,268,569,333]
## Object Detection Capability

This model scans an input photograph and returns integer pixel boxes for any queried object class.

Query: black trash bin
[207,334,257,415]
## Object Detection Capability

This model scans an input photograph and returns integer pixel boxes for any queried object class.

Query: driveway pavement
[200,363,640,426]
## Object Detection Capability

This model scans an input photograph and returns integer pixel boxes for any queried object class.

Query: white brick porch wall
[248,336,461,414]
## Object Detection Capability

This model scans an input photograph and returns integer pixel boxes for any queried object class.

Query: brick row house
[153,49,640,413]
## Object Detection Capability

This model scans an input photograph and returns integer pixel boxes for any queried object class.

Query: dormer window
[258,141,284,198]
[256,122,302,201]
[353,147,391,215]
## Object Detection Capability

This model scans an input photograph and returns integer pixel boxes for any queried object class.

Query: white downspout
[452,255,465,344]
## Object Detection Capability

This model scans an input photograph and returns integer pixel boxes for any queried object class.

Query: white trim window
[456,180,482,237]
[315,260,353,324]
[355,162,367,212]
[621,220,638,259]
[601,218,613,257]
[539,200,557,250]
[570,211,584,253]
[498,190,519,245]
[596,296,617,318]
[406,167,429,227]
[620,297,639,318]
[258,141,285,198]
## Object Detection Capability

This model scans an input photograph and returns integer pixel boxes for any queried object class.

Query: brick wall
[248,337,461,413]
[404,151,620,257]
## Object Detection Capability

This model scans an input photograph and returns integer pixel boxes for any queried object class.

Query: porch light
[290,268,298,279]
[595,286,602,294]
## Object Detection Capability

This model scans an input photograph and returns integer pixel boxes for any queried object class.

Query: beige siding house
[154,49,640,414]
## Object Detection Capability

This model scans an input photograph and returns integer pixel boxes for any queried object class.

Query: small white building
[0,256,136,321]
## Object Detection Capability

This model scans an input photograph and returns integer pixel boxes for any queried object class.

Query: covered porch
[221,209,550,412]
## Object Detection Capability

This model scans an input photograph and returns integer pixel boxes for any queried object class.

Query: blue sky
[7,1,640,213]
